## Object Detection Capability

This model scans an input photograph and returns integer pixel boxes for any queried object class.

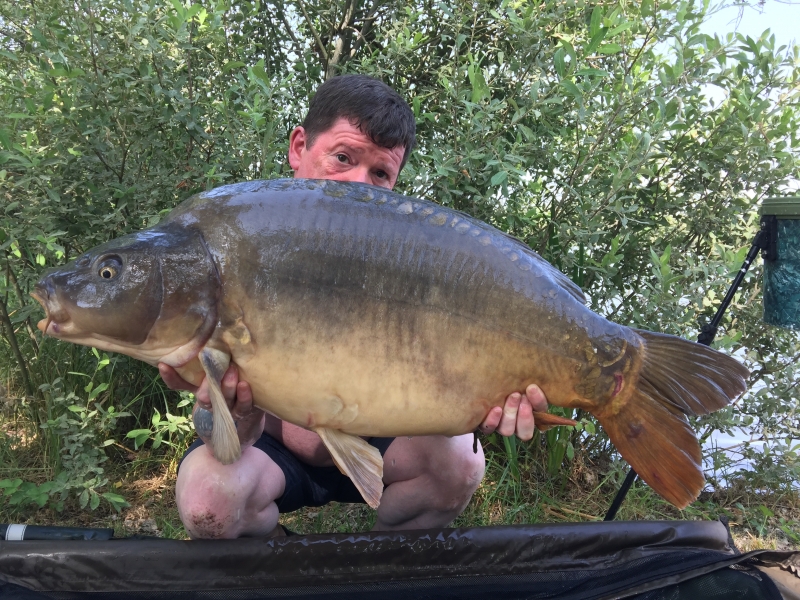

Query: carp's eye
[97,256,122,280]
[99,266,116,279]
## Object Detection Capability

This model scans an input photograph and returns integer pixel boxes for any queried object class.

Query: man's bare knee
[176,445,284,539]
[377,434,486,529]
[177,455,245,538]
[181,502,239,539]
[431,440,485,511]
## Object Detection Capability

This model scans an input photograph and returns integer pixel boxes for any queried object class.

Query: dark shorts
[180,433,395,513]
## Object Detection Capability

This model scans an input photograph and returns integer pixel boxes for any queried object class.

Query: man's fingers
[158,363,198,393]
[497,392,521,437]
[233,380,266,447]
[515,397,535,441]
[480,406,502,434]
[525,384,548,412]
[231,381,258,421]
[220,365,239,410]
[236,381,253,406]
[195,378,212,410]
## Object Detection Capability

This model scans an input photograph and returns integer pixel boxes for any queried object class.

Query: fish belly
[233,293,591,437]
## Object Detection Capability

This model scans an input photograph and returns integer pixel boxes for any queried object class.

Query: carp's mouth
[31,285,72,338]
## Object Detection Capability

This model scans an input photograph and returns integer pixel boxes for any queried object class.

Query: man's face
[288,118,406,190]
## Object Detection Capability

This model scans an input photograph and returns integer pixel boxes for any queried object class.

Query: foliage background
[0,0,798,538]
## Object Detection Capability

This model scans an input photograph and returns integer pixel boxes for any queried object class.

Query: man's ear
[288,126,307,171]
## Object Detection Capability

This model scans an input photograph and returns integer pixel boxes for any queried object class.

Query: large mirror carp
[33,179,749,509]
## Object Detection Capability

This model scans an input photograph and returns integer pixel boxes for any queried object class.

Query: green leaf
[126,429,150,438]
[79,489,89,509]
[0,478,23,491]
[608,21,633,37]
[518,124,535,141]
[598,43,622,54]
[490,171,508,186]
[248,59,270,87]
[554,47,565,78]
[89,491,100,510]
[88,382,108,401]
[589,6,603,38]
[674,52,684,78]
[468,63,490,103]
[102,492,130,512]
[222,61,246,72]
[585,29,606,55]
[575,68,610,78]
[560,79,583,101]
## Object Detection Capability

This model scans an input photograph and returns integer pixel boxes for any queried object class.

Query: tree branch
[297,0,329,65]
[326,0,358,78]
[5,259,39,354]
[0,291,34,398]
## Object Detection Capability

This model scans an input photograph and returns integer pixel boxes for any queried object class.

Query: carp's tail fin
[597,330,748,508]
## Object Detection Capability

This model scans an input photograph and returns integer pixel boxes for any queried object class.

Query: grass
[2,407,798,551]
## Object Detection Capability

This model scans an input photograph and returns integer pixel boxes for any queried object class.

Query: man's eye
[336,154,349,163]
[376,170,388,180]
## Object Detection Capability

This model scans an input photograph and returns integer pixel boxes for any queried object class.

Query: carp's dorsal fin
[198,347,241,465]
[314,427,384,509]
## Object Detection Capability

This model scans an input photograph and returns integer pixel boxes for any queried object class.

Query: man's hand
[479,384,548,441]
[158,363,198,394]
[158,363,265,450]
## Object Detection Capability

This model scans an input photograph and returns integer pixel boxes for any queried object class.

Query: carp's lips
[31,283,70,337]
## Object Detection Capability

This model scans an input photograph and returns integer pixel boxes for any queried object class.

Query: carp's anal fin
[598,330,749,509]
[198,347,241,465]
[314,427,384,509]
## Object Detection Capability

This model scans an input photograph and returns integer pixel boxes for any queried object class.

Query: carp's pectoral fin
[199,347,241,465]
[314,428,384,509]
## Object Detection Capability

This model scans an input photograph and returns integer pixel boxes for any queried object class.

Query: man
[159,75,548,539]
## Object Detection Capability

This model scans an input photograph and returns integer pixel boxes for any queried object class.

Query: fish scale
[34,178,749,510]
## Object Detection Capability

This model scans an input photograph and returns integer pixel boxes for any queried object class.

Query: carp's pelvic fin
[198,347,241,465]
[597,329,749,509]
[314,427,384,509]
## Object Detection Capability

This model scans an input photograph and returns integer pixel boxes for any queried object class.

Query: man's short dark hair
[302,75,417,169]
